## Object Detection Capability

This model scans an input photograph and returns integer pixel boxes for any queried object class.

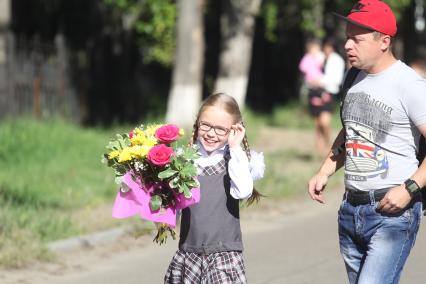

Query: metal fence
[0,33,80,121]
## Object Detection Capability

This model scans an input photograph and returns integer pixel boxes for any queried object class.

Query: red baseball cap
[334,0,397,37]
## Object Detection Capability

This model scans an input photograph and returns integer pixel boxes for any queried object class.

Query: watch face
[406,180,420,193]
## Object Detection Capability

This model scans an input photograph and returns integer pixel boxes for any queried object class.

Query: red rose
[155,124,180,144]
[147,144,174,166]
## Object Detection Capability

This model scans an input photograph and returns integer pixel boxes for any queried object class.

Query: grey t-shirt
[343,60,426,191]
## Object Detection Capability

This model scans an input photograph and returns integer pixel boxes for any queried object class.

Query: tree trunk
[214,0,262,108]
[0,0,10,66]
[0,0,10,118]
[165,0,205,129]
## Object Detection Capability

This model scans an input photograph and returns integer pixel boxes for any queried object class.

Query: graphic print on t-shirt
[343,91,393,181]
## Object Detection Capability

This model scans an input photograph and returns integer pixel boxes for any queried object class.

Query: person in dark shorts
[300,38,344,157]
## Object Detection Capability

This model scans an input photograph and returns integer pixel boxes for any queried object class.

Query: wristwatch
[404,179,421,195]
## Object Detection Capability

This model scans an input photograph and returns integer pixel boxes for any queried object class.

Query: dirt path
[257,127,319,153]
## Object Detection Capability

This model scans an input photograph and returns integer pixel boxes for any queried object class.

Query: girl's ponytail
[189,121,198,146]
[241,132,263,206]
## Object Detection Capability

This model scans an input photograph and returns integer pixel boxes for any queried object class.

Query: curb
[47,226,132,253]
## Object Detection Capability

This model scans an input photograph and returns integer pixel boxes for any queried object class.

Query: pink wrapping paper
[112,172,200,228]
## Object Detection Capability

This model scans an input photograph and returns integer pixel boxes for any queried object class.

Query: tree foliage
[102,0,414,64]
[261,0,413,42]
[104,0,176,66]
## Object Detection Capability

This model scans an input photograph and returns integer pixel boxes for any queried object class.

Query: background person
[298,39,330,158]
[310,37,346,158]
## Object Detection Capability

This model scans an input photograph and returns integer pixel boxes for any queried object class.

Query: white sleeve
[321,54,345,94]
[404,78,426,127]
[249,150,265,181]
[228,147,254,200]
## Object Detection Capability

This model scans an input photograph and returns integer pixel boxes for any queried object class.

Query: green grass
[0,118,119,210]
[262,100,343,129]
[254,149,343,199]
[0,117,135,267]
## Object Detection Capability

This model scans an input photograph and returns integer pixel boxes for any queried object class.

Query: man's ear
[380,35,392,52]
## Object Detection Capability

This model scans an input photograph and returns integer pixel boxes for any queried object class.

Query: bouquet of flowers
[102,123,201,244]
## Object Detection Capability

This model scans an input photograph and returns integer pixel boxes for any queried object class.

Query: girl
[164,93,264,284]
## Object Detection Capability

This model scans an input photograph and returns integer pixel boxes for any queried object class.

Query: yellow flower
[179,128,185,136]
[141,145,152,156]
[134,128,144,136]
[145,136,158,147]
[130,132,147,145]
[146,124,162,137]
[118,147,132,162]
[108,150,120,160]
[129,145,150,158]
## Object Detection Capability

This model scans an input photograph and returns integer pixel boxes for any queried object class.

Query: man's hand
[377,185,412,214]
[308,172,329,204]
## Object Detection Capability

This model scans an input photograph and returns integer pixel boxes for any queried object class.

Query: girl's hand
[228,123,245,149]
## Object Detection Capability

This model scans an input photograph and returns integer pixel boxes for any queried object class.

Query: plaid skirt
[164,250,247,284]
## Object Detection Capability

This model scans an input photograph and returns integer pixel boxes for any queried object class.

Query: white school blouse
[196,142,256,200]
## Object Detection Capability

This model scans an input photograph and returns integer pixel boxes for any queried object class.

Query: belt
[346,188,389,206]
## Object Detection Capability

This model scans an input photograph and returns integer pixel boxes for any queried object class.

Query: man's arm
[410,124,426,189]
[377,124,426,213]
[308,128,346,203]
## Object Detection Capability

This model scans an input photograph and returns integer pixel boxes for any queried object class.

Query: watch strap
[404,179,420,195]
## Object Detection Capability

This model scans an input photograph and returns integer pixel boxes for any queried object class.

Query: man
[308,1,426,283]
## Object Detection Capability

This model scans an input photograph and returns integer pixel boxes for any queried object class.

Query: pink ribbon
[112,172,200,228]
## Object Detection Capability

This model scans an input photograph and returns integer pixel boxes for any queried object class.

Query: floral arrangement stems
[154,223,177,245]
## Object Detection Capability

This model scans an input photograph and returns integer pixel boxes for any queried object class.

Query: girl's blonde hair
[190,93,262,205]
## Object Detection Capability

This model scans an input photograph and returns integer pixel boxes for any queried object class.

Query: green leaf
[114,175,123,184]
[182,147,200,160]
[150,195,162,211]
[179,164,197,178]
[181,184,191,198]
[169,177,179,189]
[185,179,199,188]
[158,168,178,179]
[101,155,108,164]
[170,155,177,164]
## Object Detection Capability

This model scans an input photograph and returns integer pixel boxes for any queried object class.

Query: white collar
[196,140,228,157]
[196,140,228,167]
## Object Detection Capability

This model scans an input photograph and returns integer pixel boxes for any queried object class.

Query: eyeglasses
[198,121,230,136]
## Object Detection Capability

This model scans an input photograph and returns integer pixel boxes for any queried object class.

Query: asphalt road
[2,190,425,284]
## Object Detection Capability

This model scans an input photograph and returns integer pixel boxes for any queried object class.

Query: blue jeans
[338,191,422,284]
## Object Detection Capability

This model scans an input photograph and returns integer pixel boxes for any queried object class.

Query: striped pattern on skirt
[164,250,247,284]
